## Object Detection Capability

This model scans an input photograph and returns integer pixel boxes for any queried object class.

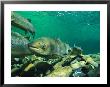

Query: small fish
[28,37,72,57]
[11,12,35,37]
[71,44,83,55]
[71,68,86,77]
[11,32,32,58]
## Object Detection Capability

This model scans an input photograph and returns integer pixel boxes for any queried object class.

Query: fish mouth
[29,47,40,51]
[28,43,35,48]
[28,44,49,56]
[28,44,45,56]
[28,44,40,51]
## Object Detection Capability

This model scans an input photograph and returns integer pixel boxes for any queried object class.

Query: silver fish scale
[12,12,35,33]
[11,32,29,48]
[11,32,32,57]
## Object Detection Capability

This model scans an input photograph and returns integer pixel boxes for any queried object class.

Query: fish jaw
[29,46,41,53]
[29,46,50,56]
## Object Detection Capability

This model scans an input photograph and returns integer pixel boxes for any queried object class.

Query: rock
[83,55,98,68]
[70,68,86,77]
[46,66,72,77]
[87,64,100,77]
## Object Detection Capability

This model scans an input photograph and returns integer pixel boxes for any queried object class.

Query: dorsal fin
[27,18,31,23]
[56,38,61,42]
[74,44,76,47]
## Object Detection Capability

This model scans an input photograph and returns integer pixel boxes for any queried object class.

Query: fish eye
[68,49,71,53]
[41,44,46,50]
[38,42,41,45]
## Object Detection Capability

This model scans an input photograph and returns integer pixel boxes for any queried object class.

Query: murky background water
[12,11,100,54]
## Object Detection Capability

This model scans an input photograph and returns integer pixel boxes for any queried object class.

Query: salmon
[11,32,32,58]
[11,12,35,37]
[28,37,72,57]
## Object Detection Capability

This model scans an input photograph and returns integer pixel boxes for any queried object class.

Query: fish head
[28,38,51,55]
[71,46,83,55]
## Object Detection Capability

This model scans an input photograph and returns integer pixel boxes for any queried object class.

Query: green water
[12,11,100,54]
